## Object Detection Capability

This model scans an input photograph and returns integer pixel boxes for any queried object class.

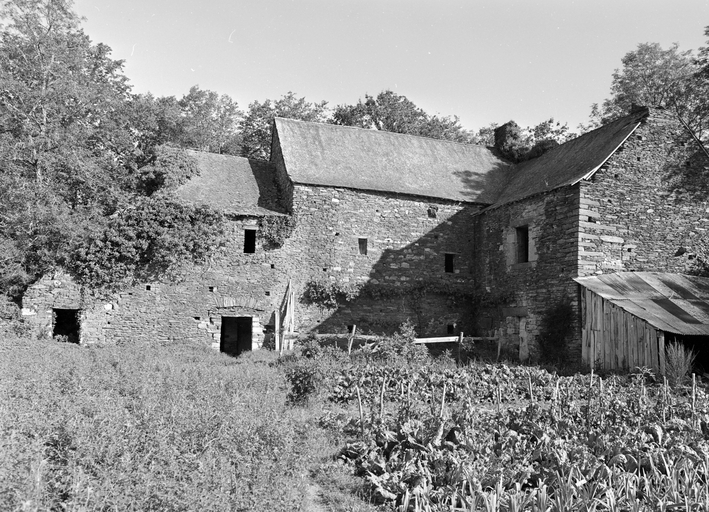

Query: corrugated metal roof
[274,117,513,203]
[574,272,709,336]
[492,109,648,207]
[175,150,285,216]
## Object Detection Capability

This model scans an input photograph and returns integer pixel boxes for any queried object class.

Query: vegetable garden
[282,332,709,511]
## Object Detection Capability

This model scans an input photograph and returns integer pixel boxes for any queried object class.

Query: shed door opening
[220,317,252,357]
[53,308,80,343]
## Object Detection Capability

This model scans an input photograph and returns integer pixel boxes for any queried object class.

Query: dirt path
[302,481,327,512]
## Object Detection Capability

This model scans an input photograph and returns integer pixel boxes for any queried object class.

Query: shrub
[365,320,429,365]
[665,342,696,387]
[537,300,574,365]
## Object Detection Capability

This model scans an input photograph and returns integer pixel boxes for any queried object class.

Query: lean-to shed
[575,272,709,374]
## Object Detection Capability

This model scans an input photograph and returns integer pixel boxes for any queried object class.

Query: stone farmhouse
[20,106,709,369]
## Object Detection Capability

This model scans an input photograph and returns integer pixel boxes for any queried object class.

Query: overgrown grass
[665,341,696,387]
[0,336,374,511]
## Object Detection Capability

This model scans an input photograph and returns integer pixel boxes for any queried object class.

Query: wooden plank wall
[580,288,663,374]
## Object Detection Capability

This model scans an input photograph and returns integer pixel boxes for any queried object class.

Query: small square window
[516,226,529,263]
[145,285,151,291]
[444,253,455,273]
[243,229,256,254]
[208,286,216,293]
[358,238,368,255]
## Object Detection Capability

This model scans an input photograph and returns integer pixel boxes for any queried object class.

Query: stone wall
[578,109,709,277]
[282,185,482,335]
[473,186,581,361]
[22,183,484,347]
[22,216,287,349]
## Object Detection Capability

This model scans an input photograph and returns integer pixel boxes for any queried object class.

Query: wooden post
[692,373,697,427]
[528,372,534,402]
[275,309,281,354]
[348,324,357,355]
[458,332,463,362]
[663,376,668,423]
[586,369,594,429]
[439,382,447,418]
[379,374,387,420]
[356,385,365,437]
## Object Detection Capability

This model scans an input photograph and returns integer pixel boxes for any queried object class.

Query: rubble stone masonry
[473,186,582,360]
[578,110,709,277]
[22,184,483,347]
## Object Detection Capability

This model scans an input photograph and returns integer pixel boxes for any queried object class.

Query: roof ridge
[274,116,492,151]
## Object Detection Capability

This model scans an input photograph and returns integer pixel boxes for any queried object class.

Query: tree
[240,91,329,160]
[0,0,222,298]
[491,118,574,163]
[177,85,242,155]
[332,90,472,143]
[583,41,708,139]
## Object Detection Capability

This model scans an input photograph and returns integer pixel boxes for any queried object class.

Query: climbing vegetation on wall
[537,299,575,364]
[301,279,475,310]
[66,198,225,290]
[258,215,297,250]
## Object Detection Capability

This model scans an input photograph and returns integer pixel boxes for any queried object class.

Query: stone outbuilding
[20,106,709,367]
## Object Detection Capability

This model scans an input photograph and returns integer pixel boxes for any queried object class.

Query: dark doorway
[53,309,80,343]
[220,317,252,357]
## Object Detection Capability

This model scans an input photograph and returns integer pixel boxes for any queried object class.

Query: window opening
[243,229,256,253]
[145,285,151,291]
[209,286,216,293]
[516,226,529,263]
[444,253,455,273]
[358,238,368,255]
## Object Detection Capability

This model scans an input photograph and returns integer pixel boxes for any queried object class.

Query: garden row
[282,333,709,511]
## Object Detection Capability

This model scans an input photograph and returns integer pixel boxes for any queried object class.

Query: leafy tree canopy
[240,91,329,160]
[584,37,709,141]
[488,118,575,163]
[0,0,222,298]
[332,90,472,143]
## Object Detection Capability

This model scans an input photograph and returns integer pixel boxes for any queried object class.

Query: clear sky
[74,0,709,133]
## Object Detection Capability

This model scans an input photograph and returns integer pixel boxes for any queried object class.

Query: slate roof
[274,117,512,203]
[492,109,649,207]
[175,150,285,216]
[574,272,709,336]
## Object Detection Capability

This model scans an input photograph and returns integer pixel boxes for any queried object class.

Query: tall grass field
[0,336,372,512]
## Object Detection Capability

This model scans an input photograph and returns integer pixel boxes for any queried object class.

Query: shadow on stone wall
[663,145,709,276]
[302,205,480,337]
[297,164,513,336]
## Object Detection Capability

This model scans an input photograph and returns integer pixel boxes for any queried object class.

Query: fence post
[348,324,357,355]
[275,309,281,354]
